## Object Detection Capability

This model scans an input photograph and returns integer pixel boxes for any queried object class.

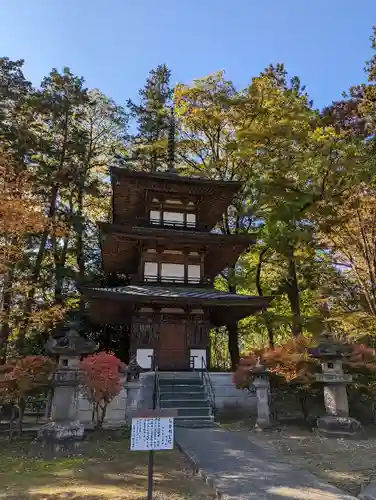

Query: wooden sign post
[130,409,177,500]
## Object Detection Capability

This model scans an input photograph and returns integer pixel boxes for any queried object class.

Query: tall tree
[128,64,172,171]
[17,68,89,351]
[315,26,376,339]
[175,66,360,367]
[72,90,128,310]
[0,149,46,354]
[175,71,256,368]
[0,58,39,357]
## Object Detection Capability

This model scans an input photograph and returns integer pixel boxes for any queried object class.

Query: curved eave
[99,222,256,276]
[82,286,272,326]
[100,222,256,244]
[111,166,242,190]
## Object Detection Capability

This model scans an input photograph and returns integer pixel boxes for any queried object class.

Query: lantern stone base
[31,420,85,457]
[315,415,363,438]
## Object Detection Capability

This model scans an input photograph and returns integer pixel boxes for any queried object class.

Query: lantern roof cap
[309,331,352,359]
[46,319,97,356]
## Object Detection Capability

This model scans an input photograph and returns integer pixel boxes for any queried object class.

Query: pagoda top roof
[111,166,242,190]
[111,166,243,229]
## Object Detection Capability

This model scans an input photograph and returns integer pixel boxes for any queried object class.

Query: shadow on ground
[177,425,357,499]
[0,434,215,500]
[219,416,376,496]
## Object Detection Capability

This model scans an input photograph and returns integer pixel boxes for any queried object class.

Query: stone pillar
[323,385,349,417]
[32,320,96,457]
[252,375,271,430]
[313,358,362,437]
[317,359,350,417]
[105,376,127,426]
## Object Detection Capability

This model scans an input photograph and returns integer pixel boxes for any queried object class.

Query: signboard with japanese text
[131,416,174,451]
[130,409,177,452]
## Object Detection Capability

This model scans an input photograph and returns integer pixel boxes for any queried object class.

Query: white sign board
[130,416,174,451]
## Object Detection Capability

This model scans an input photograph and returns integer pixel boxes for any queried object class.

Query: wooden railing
[143,275,212,286]
[138,217,197,231]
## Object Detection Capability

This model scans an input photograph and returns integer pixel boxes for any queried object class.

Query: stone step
[159,393,206,402]
[159,385,205,394]
[174,417,216,428]
[174,407,211,418]
[159,379,203,387]
[159,390,206,398]
[160,399,209,408]
[158,372,201,379]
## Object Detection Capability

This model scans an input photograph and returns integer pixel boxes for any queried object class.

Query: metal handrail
[200,356,216,415]
[151,355,160,409]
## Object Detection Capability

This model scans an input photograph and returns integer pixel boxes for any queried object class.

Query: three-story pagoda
[83,165,271,371]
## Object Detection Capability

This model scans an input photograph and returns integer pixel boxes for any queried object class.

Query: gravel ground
[220,418,376,496]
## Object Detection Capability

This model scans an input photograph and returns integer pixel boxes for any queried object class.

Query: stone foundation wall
[76,372,256,427]
[209,373,256,415]
[125,372,154,420]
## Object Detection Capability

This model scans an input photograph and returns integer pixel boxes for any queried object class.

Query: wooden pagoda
[83,166,271,371]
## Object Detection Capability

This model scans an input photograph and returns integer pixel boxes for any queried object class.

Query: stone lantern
[35,320,97,456]
[309,332,362,437]
[251,359,271,430]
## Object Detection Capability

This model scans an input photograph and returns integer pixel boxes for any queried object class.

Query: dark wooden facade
[83,167,271,370]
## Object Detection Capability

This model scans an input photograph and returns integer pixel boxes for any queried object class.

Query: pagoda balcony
[142,275,213,287]
[136,216,197,231]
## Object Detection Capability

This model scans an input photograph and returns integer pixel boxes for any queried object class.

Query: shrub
[233,336,317,388]
[0,355,55,433]
[234,336,320,420]
[80,352,126,429]
[234,338,376,422]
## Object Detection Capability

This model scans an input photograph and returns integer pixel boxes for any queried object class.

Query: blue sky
[1,1,375,109]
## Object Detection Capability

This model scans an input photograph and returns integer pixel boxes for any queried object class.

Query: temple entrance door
[157,320,188,370]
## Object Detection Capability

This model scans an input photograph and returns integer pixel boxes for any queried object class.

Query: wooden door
[157,321,187,370]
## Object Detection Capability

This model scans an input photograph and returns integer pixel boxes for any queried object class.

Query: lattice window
[132,322,157,345]
[187,323,209,346]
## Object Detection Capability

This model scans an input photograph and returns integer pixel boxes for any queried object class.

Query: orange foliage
[28,304,67,330]
[234,338,376,393]
[234,336,317,390]
[0,355,55,403]
[0,152,46,273]
[346,344,376,371]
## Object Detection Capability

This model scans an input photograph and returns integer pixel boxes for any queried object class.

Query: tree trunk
[53,233,69,304]
[16,184,59,352]
[53,194,72,304]
[256,247,275,347]
[76,175,86,313]
[265,316,275,348]
[227,320,240,371]
[286,251,302,337]
[99,404,107,428]
[0,268,14,358]
[226,276,240,371]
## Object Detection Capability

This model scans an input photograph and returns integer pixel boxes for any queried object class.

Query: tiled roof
[111,166,242,189]
[89,284,261,302]
[100,222,255,245]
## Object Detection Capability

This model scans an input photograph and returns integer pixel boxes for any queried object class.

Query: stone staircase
[158,373,215,428]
